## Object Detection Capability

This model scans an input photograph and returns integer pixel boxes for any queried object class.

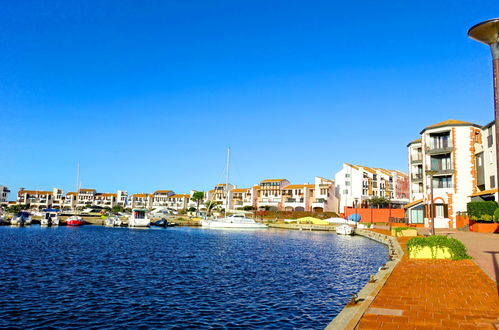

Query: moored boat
[66,215,84,226]
[105,215,122,227]
[41,209,60,226]
[201,214,267,229]
[128,209,150,227]
[11,211,32,226]
[336,224,355,235]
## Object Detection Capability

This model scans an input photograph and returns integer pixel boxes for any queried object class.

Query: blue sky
[0,1,498,196]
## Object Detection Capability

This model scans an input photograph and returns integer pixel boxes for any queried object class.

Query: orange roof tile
[261,179,286,183]
[420,119,480,133]
[78,188,96,192]
[169,194,190,199]
[154,190,172,194]
[18,190,52,195]
[67,192,77,196]
[231,188,249,192]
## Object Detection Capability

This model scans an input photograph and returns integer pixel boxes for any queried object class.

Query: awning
[404,199,423,209]
[469,189,498,197]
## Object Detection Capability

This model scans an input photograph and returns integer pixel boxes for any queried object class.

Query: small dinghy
[336,224,355,235]
[105,215,122,227]
[152,218,176,228]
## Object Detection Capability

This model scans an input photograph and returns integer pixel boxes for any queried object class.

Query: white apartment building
[152,190,175,207]
[129,193,153,209]
[77,189,97,207]
[335,163,409,213]
[0,185,10,205]
[406,119,487,228]
[17,189,55,209]
[470,121,498,201]
[117,190,128,207]
[206,183,235,210]
[255,179,290,210]
[167,194,190,211]
[230,187,256,210]
[311,177,338,212]
[63,192,78,209]
[281,184,314,211]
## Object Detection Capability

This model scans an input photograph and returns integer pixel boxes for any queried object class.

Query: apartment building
[17,189,55,209]
[231,188,256,210]
[152,190,175,207]
[167,194,190,211]
[93,193,117,208]
[281,184,315,211]
[335,163,409,213]
[255,179,290,210]
[77,189,97,208]
[63,192,78,209]
[406,119,487,228]
[206,183,235,210]
[0,185,10,205]
[129,193,153,209]
[311,177,338,212]
[117,190,128,207]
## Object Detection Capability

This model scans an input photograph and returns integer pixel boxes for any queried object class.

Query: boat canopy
[42,208,59,212]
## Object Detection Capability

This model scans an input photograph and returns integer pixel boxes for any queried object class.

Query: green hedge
[494,208,499,222]
[407,235,471,260]
[467,201,498,220]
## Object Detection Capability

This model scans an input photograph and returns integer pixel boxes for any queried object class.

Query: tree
[205,201,221,216]
[112,205,124,213]
[8,205,20,214]
[368,196,390,208]
[188,206,196,212]
[190,191,205,216]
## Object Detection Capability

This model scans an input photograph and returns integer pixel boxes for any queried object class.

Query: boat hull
[128,218,150,227]
[336,224,355,235]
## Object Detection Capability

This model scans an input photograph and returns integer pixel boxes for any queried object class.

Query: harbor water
[0,226,387,328]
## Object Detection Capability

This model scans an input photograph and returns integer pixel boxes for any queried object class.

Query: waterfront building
[167,194,190,211]
[406,119,493,228]
[93,193,118,208]
[0,185,10,205]
[77,189,97,208]
[151,190,175,207]
[255,179,290,210]
[206,183,235,210]
[130,193,153,209]
[17,189,55,209]
[63,192,78,209]
[51,188,64,209]
[311,176,338,212]
[230,187,255,210]
[334,163,409,213]
[282,184,315,211]
[116,190,128,207]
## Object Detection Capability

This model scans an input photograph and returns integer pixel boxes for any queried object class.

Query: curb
[325,230,403,330]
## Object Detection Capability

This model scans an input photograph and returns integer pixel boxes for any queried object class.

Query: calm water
[0,226,387,329]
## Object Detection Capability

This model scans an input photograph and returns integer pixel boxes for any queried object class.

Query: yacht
[41,209,60,226]
[201,214,267,229]
[202,147,268,229]
[128,209,150,227]
[11,211,32,226]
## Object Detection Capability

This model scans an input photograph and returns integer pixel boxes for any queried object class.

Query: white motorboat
[336,224,355,235]
[105,215,122,227]
[11,211,32,226]
[201,214,267,229]
[128,209,150,227]
[41,209,60,226]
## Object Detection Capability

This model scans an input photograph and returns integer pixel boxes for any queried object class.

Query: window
[343,189,348,194]
[432,176,452,189]
[489,150,494,164]
[491,175,496,189]
[435,205,445,218]
[345,173,350,178]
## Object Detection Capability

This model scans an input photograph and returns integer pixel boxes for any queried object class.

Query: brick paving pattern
[356,237,499,329]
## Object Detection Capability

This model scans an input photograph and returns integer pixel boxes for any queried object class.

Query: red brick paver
[356,237,499,329]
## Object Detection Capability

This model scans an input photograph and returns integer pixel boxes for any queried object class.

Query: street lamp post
[468,19,499,189]
[426,170,438,236]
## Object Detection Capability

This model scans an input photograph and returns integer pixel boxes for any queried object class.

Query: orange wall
[344,207,405,223]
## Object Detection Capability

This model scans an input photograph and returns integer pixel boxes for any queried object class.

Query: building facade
[0,185,10,205]
[406,119,495,229]
[334,163,409,214]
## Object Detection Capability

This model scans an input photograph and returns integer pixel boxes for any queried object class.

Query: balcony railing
[430,167,454,175]
[411,173,423,181]
[427,143,452,154]
[411,155,423,163]
[285,198,304,203]
[314,198,327,204]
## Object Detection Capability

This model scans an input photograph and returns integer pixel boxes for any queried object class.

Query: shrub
[494,208,499,222]
[407,235,471,260]
[188,207,196,212]
[467,201,498,219]
[481,214,493,222]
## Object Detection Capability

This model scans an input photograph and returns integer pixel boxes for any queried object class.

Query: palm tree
[190,191,205,216]
[205,201,220,216]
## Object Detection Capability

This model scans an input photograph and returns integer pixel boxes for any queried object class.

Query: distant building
[152,190,175,207]
[0,185,10,205]
[255,179,290,210]
[334,163,409,213]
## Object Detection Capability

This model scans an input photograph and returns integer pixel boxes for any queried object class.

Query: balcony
[285,198,304,203]
[314,198,327,204]
[411,155,423,164]
[427,143,452,155]
[431,168,453,176]
[411,173,423,181]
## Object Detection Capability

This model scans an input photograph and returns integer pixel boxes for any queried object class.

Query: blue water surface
[0,226,387,328]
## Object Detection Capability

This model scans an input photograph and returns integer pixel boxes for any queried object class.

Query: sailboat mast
[75,162,80,215]
[225,147,230,216]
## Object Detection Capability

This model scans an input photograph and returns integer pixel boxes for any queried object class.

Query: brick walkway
[356,237,499,329]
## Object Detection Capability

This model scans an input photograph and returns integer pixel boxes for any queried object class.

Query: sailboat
[67,162,84,226]
[201,147,267,229]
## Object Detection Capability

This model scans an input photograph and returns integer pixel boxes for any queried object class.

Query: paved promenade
[356,236,499,329]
